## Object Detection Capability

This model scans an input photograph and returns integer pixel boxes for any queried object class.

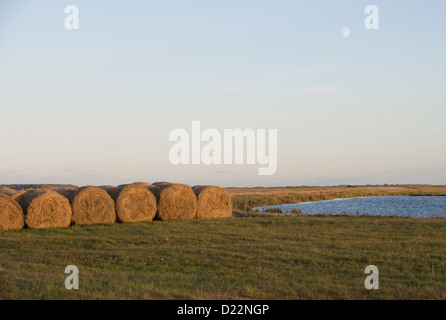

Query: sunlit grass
[1,215,445,299]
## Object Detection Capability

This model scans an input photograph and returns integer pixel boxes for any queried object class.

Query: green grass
[1,215,445,299]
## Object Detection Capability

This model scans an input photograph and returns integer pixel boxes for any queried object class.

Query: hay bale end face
[102,184,157,223]
[149,183,197,220]
[66,186,116,226]
[0,194,25,230]
[14,189,71,229]
[192,186,232,219]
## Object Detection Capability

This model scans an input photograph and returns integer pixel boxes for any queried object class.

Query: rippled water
[253,196,446,218]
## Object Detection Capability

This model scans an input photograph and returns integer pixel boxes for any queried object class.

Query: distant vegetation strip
[0,184,78,191]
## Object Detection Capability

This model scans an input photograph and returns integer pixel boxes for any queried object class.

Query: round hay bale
[152,181,177,189]
[98,185,118,189]
[15,189,71,229]
[49,186,78,193]
[132,182,153,187]
[0,194,25,230]
[56,188,79,200]
[192,185,232,219]
[65,186,116,226]
[149,183,197,220]
[99,186,119,198]
[103,184,157,223]
[0,187,17,197]
[12,189,33,201]
[152,182,173,186]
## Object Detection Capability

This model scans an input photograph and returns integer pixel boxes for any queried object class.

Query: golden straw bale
[102,184,156,223]
[15,189,71,229]
[149,182,197,220]
[0,187,17,197]
[12,189,33,201]
[132,182,153,188]
[0,194,25,230]
[63,186,116,226]
[192,185,232,219]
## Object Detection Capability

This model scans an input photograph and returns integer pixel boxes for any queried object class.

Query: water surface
[253,196,446,218]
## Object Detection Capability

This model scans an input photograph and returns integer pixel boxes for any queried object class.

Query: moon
[341,27,350,38]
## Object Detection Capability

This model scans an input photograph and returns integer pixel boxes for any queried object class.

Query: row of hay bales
[0,182,232,231]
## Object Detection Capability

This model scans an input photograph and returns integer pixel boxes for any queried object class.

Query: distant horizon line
[1,183,445,190]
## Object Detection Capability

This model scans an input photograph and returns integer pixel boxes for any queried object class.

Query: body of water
[253,196,446,218]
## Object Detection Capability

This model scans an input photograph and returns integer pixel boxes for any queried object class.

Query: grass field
[1,213,445,299]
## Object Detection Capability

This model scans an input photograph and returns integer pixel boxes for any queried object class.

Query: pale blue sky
[0,0,445,187]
